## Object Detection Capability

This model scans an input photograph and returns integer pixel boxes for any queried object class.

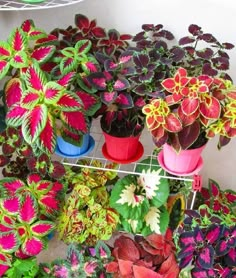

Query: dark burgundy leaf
[0,155,10,167]
[153,30,174,40]
[222,42,234,50]
[75,14,89,29]
[178,121,200,150]
[133,53,150,68]
[120,34,132,40]
[196,48,214,59]
[212,57,229,70]
[170,47,185,62]
[191,268,208,278]
[154,24,164,31]
[132,31,145,42]
[179,36,195,45]
[202,63,218,76]
[154,40,168,51]
[218,50,230,59]
[92,27,106,38]
[142,24,154,31]
[189,59,202,66]
[108,29,119,41]
[116,92,133,109]
[49,161,65,179]
[215,240,230,256]
[2,143,16,155]
[205,224,222,244]
[201,33,218,43]
[179,254,193,269]
[179,231,195,248]
[225,248,236,267]
[87,72,107,90]
[139,70,154,82]
[188,24,202,35]
[197,245,214,269]
[133,84,150,96]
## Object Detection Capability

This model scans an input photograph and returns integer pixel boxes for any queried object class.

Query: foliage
[200,179,236,214]
[39,241,112,278]
[143,67,236,152]
[110,158,170,235]
[175,205,236,277]
[4,257,39,278]
[106,229,179,278]
[57,159,119,245]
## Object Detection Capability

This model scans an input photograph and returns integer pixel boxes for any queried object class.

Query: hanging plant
[110,158,170,235]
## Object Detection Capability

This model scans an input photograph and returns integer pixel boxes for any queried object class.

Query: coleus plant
[110,158,170,235]
[57,159,119,245]
[175,205,236,278]
[39,241,113,278]
[200,179,236,214]
[143,67,236,152]
[178,24,234,80]
[0,174,65,276]
[106,229,179,278]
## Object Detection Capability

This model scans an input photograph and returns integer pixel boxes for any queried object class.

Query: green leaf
[75,39,92,55]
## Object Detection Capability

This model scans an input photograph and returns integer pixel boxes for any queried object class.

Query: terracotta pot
[102,131,143,163]
[162,143,206,174]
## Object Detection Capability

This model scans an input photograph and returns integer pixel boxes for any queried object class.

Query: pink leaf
[164,113,182,132]
[0,232,19,252]
[200,96,221,119]
[0,224,12,233]
[31,46,55,63]
[21,92,40,107]
[26,65,44,91]
[36,181,52,191]
[181,98,199,115]
[19,194,38,224]
[2,178,25,194]
[61,111,88,133]
[57,93,82,110]
[5,78,23,107]
[40,195,59,210]
[12,29,25,51]
[31,221,54,236]
[57,72,75,87]
[2,197,20,214]
[6,105,28,126]
[22,237,44,256]
[27,173,41,185]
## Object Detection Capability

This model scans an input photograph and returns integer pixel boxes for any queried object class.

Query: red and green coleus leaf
[21,19,47,40]
[21,90,41,109]
[60,110,88,133]
[9,28,27,52]
[0,41,11,58]
[10,51,29,68]
[81,59,100,75]
[60,56,77,74]
[0,60,10,79]
[22,104,48,145]
[76,91,101,116]
[40,194,60,215]
[0,178,25,194]
[31,45,56,64]
[5,78,23,108]
[75,39,92,54]
[101,91,117,105]
[60,127,83,147]
[31,221,55,237]
[67,244,82,269]
[22,237,45,256]
[115,92,133,109]
[87,72,108,90]
[6,105,28,127]
[0,231,20,253]
[1,196,21,215]
[56,91,83,111]
[18,193,38,224]
[25,63,46,91]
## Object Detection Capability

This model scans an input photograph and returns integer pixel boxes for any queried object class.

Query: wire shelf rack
[0,0,84,10]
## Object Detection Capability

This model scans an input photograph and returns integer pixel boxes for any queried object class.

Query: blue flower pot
[57,133,90,156]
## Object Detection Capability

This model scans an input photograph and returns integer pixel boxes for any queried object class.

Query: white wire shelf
[0,0,84,10]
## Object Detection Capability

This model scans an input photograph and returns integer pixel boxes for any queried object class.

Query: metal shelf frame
[0,0,84,11]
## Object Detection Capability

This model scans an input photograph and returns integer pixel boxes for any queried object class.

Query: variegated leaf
[0,60,10,79]
[31,221,55,237]
[31,45,55,63]
[81,60,100,75]
[60,57,77,74]
[101,91,117,105]
[5,78,23,108]
[60,111,88,133]
[6,105,28,127]
[0,231,20,253]
[22,237,44,256]
[35,180,52,192]
[21,91,40,109]
[1,196,20,214]
[56,92,82,111]
[0,178,25,194]
[25,64,46,91]
[18,193,38,224]
[22,104,48,144]
[75,39,91,54]
[57,72,75,87]
[10,51,28,68]
[9,28,26,52]
[0,41,11,58]
[44,82,63,104]
[76,91,101,116]
[36,113,56,154]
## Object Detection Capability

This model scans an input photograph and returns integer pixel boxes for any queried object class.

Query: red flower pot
[102,132,144,163]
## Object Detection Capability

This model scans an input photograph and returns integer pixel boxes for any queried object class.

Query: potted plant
[57,159,119,245]
[39,241,112,278]
[142,66,236,175]
[105,228,179,278]
[110,158,170,235]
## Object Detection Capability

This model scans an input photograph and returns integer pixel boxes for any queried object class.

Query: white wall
[1,0,236,190]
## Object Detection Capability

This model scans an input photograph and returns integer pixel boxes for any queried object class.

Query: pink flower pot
[162,143,206,174]
[102,132,143,163]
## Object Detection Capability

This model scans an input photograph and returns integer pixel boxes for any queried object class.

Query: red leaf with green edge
[60,127,83,147]
[178,121,200,149]
[17,225,27,237]
[35,34,58,46]
[205,224,222,244]
[5,78,23,108]
[10,51,28,68]
[0,224,12,233]
[181,98,199,115]
[75,14,90,29]
[36,180,52,191]
[56,92,82,111]
[113,78,129,91]
[133,265,162,278]
[6,105,28,127]
[0,231,20,253]
[27,173,41,185]
[82,60,99,73]
[75,39,91,54]
[21,91,40,109]
[18,194,38,224]
[3,216,15,226]
[164,113,182,132]
[60,110,88,133]
[0,253,11,266]
[22,104,48,144]
[116,92,133,108]
[37,113,56,154]
[67,245,81,268]
[76,91,100,116]
[0,42,11,57]
[0,60,10,79]
[200,96,221,119]
[57,72,75,87]
[21,19,35,33]
[2,196,20,214]
[225,247,236,267]
[215,240,229,256]
[179,231,195,248]
[209,180,220,197]
[14,247,30,259]
[31,45,55,63]
[1,178,25,194]
[60,57,77,74]
[87,72,107,90]
[44,82,64,104]
[40,195,59,210]
[101,91,117,105]
[10,28,26,51]
[51,180,63,192]
[0,264,10,277]
[22,237,44,256]
[25,64,46,91]
[92,26,106,38]
[104,59,119,71]
[31,221,54,237]
[197,245,214,269]
[224,190,236,205]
